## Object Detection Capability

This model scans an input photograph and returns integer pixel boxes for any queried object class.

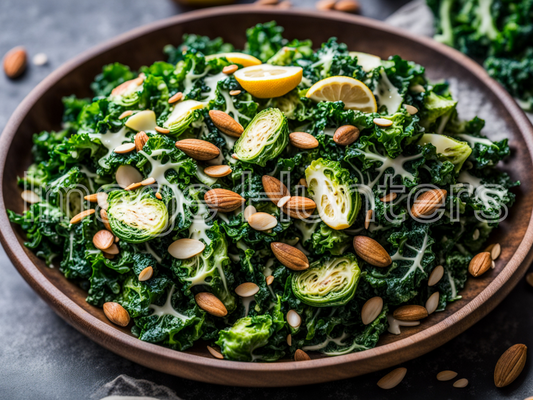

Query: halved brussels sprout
[291,254,361,307]
[234,108,289,166]
[305,158,361,230]
[418,133,472,172]
[163,100,204,136]
[107,189,169,243]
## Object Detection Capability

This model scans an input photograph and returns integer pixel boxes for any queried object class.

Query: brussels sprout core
[292,254,361,307]
[107,189,169,243]
[234,108,289,166]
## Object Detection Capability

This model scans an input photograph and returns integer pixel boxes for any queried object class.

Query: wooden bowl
[1,6,532,387]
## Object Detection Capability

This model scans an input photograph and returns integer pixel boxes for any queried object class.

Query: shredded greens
[9,22,517,362]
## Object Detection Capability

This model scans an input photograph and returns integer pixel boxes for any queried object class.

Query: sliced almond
[373,118,393,127]
[410,84,425,93]
[377,368,407,389]
[3,46,27,79]
[364,209,372,230]
[114,143,136,154]
[125,110,156,132]
[494,344,527,388]
[266,275,274,285]
[139,266,153,281]
[125,182,142,191]
[155,192,163,200]
[243,205,257,222]
[103,302,130,327]
[119,110,133,120]
[207,345,224,359]
[209,110,244,138]
[248,212,278,231]
[155,126,170,134]
[287,309,301,328]
[103,243,119,255]
[262,175,290,204]
[141,177,156,186]
[485,243,501,261]
[404,104,418,115]
[235,282,259,298]
[204,165,232,178]
[316,0,336,10]
[437,370,458,381]
[111,75,144,96]
[176,139,220,161]
[116,165,143,189]
[393,305,428,321]
[294,349,311,361]
[287,334,292,346]
[361,296,383,325]
[222,64,239,75]
[21,190,41,204]
[229,90,241,96]
[289,132,319,149]
[425,291,440,315]
[298,178,308,187]
[134,131,149,152]
[411,189,447,218]
[195,292,228,317]
[204,189,245,212]
[277,1,292,9]
[103,252,115,260]
[271,242,309,271]
[333,125,360,146]
[353,236,391,267]
[255,0,279,4]
[168,92,183,104]
[468,252,492,277]
[380,192,397,203]
[453,378,469,388]
[100,209,112,231]
[428,265,444,286]
[472,228,480,240]
[282,196,316,219]
[93,230,115,250]
[70,209,95,224]
[277,195,291,208]
[168,238,205,259]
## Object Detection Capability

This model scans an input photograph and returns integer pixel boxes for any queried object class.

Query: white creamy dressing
[446,269,458,300]
[323,128,336,137]
[242,295,255,317]
[391,233,430,280]
[189,200,211,244]
[375,69,403,114]
[263,258,275,277]
[302,332,349,352]
[149,285,189,321]
[144,242,162,264]
[89,127,131,169]
[456,134,494,148]
[458,170,508,210]
[310,47,337,79]
[79,165,97,192]
[387,314,420,335]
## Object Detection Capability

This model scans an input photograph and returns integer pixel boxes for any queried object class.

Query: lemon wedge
[234,65,303,99]
[206,52,262,67]
[306,76,377,113]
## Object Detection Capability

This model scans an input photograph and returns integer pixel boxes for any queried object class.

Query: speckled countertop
[1,0,532,399]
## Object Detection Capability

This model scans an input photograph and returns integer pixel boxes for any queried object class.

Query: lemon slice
[306,76,377,113]
[206,52,262,67]
[234,65,303,99]
[349,51,382,72]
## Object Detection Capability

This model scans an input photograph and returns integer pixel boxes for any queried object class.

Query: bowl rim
[1,5,533,385]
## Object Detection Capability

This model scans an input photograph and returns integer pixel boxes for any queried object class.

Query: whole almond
[3,46,27,79]
[262,175,290,204]
[134,131,149,152]
[333,125,360,146]
[294,349,311,361]
[494,344,527,388]
[138,266,153,281]
[103,302,130,327]
[93,230,115,250]
[175,139,220,160]
[195,292,228,317]
[204,189,245,212]
[334,0,360,13]
[353,236,391,267]
[248,212,278,231]
[393,305,428,321]
[316,0,336,10]
[289,132,319,149]
[209,110,244,138]
[377,367,407,389]
[271,242,309,271]
[411,189,447,218]
[468,252,492,277]
[282,196,316,219]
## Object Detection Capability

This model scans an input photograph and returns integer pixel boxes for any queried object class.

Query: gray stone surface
[0,0,532,399]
